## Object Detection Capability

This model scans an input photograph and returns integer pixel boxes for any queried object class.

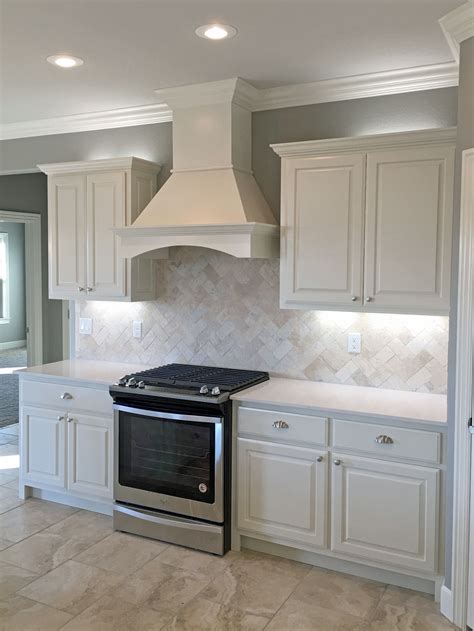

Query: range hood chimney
[116,78,279,259]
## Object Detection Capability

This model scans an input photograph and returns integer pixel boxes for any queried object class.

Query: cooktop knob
[211,386,221,396]
[199,385,209,394]
[126,378,138,388]
[137,381,145,389]
[117,377,128,387]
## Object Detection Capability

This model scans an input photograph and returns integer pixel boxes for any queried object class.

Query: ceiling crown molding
[0,103,173,141]
[439,1,474,62]
[0,63,459,141]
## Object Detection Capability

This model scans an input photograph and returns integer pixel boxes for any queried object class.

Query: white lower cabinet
[67,413,113,499]
[21,406,66,488]
[237,438,328,548]
[331,454,439,573]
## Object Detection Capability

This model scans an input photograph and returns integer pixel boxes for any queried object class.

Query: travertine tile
[0,561,39,600]
[0,595,73,630]
[75,531,168,576]
[370,602,457,630]
[266,598,370,630]
[0,532,89,574]
[0,538,14,552]
[0,472,17,486]
[19,559,124,615]
[290,566,385,619]
[0,494,25,514]
[157,545,237,579]
[44,509,113,545]
[0,500,78,542]
[379,585,439,614]
[162,597,270,630]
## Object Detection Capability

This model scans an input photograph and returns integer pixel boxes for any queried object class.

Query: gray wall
[0,222,26,345]
[0,174,62,363]
[445,37,474,590]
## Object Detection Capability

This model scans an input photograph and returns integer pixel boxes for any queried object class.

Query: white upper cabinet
[272,128,456,315]
[39,157,162,302]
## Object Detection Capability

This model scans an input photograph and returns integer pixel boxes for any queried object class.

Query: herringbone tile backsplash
[76,247,449,393]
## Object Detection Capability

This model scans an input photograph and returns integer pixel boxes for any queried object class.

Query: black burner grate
[124,364,269,393]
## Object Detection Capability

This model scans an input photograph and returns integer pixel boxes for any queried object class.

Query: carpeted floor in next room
[0,348,27,429]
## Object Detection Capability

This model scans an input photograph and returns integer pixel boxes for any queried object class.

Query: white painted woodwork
[238,407,328,446]
[21,406,65,488]
[67,413,113,499]
[273,129,456,315]
[280,154,365,308]
[467,435,474,628]
[20,380,112,416]
[86,172,126,298]
[237,438,328,548]
[39,157,161,302]
[332,419,441,465]
[48,175,86,299]
[364,146,454,311]
[331,454,439,572]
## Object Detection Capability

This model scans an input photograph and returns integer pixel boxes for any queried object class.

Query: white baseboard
[0,339,26,351]
[440,583,454,623]
[26,486,113,516]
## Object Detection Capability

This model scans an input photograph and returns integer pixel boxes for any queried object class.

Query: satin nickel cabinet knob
[57,415,65,421]
[351,296,358,302]
[77,287,84,292]
[365,296,372,302]
[375,435,394,445]
[61,392,73,400]
[316,456,324,462]
[333,459,342,466]
[272,420,289,429]
[67,415,74,423]
[87,287,93,292]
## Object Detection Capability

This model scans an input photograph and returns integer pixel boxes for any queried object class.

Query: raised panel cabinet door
[281,154,365,309]
[331,454,439,573]
[20,406,66,488]
[67,413,113,499]
[364,145,454,313]
[86,172,126,298]
[48,175,86,299]
[237,438,328,548]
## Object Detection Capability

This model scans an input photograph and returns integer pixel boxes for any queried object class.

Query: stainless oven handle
[113,404,223,425]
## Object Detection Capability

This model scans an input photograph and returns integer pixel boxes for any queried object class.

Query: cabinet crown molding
[38,156,161,176]
[439,1,474,63]
[271,127,457,158]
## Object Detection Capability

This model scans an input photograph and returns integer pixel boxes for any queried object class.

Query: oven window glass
[119,411,216,504]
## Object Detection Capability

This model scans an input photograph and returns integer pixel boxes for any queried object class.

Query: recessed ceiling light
[195,24,237,40]
[47,54,84,68]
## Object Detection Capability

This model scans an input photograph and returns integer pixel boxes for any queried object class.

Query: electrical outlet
[348,332,361,354]
[132,320,143,339]
[79,317,92,335]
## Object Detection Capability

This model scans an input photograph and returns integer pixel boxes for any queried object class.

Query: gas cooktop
[111,363,269,402]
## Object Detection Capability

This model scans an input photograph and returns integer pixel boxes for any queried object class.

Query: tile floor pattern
[0,426,459,631]
[0,348,27,428]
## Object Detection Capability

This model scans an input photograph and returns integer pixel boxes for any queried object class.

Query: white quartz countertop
[17,360,151,387]
[231,378,447,425]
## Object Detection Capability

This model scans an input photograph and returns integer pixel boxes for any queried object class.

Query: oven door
[114,404,224,522]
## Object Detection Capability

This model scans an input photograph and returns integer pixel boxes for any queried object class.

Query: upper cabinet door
[364,146,454,313]
[48,175,86,299]
[281,154,365,309]
[86,172,126,298]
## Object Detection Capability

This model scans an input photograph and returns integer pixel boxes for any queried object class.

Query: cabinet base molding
[439,583,454,622]
[240,535,442,598]
[25,486,112,516]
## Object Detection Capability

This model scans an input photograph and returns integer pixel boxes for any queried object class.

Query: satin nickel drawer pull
[375,435,394,445]
[272,420,289,429]
[61,392,73,400]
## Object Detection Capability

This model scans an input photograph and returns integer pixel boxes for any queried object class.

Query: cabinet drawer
[332,419,441,464]
[21,380,112,416]
[238,407,328,446]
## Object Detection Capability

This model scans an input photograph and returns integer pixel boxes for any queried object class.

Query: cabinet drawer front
[21,380,112,416]
[332,419,440,464]
[238,407,328,446]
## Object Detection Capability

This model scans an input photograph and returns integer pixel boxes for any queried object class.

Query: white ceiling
[0,0,463,125]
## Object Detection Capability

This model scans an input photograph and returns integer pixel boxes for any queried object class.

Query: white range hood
[116,78,279,259]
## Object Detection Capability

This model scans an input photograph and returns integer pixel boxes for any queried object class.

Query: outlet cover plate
[132,320,143,339]
[348,332,361,354]
[79,317,92,335]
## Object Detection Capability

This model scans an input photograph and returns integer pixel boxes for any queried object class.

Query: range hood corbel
[116,78,280,259]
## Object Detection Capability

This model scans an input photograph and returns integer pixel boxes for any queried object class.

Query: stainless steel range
[109,364,268,555]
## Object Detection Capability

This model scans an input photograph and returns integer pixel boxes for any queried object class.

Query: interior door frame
[450,148,474,629]
[0,210,43,366]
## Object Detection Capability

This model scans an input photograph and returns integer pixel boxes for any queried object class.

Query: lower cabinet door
[21,406,66,488]
[331,454,439,573]
[237,438,328,548]
[67,413,113,499]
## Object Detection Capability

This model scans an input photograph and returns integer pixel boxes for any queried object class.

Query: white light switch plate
[132,320,143,339]
[79,317,92,335]
[348,332,361,354]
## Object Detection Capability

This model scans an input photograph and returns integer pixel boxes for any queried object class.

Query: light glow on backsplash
[76,247,449,393]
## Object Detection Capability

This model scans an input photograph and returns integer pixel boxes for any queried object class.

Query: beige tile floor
[0,425,459,631]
